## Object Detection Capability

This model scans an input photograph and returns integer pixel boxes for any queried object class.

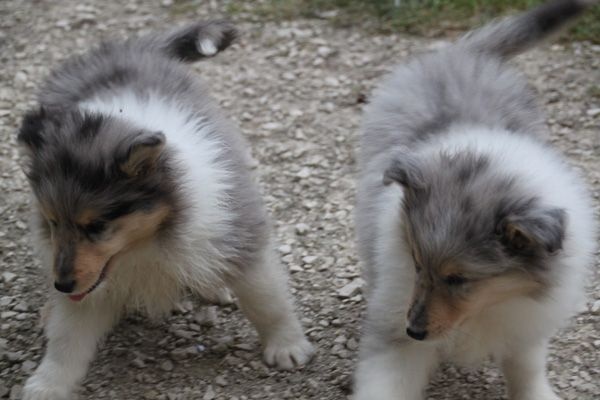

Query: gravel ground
[0,1,599,399]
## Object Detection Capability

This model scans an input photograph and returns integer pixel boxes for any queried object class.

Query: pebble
[2,272,17,283]
[132,358,146,369]
[295,223,310,235]
[278,244,292,254]
[590,300,600,314]
[337,278,365,298]
[586,108,600,117]
[21,360,37,372]
[160,360,174,372]
[203,385,216,400]
[9,385,22,400]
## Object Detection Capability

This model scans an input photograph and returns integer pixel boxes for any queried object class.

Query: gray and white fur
[19,21,313,400]
[354,1,597,399]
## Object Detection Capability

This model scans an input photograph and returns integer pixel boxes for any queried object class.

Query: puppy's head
[18,107,179,301]
[384,151,566,341]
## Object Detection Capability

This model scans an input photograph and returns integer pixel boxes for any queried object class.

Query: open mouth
[68,259,113,302]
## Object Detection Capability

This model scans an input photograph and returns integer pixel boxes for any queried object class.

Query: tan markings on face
[39,203,58,224]
[76,209,101,226]
[464,273,541,315]
[425,290,467,337]
[439,261,462,278]
[423,272,541,337]
[70,205,171,293]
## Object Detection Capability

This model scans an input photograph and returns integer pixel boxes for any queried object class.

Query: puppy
[18,21,313,400]
[354,1,597,399]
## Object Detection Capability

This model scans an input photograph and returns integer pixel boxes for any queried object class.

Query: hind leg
[227,244,314,369]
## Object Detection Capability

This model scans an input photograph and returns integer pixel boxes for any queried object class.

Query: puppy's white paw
[22,374,74,400]
[263,335,314,370]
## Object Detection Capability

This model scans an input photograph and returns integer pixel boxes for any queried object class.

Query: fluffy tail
[459,0,595,58]
[143,20,237,62]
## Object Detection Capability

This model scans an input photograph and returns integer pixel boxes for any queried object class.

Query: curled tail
[144,20,237,62]
[459,0,595,58]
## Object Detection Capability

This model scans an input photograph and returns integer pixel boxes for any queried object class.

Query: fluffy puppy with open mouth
[18,21,313,400]
[354,1,597,399]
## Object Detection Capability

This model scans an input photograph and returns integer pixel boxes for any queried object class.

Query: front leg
[227,244,314,370]
[23,295,121,400]
[502,340,560,400]
[354,340,438,400]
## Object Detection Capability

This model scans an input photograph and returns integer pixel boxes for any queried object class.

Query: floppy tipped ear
[383,157,426,190]
[497,207,566,255]
[119,131,166,177]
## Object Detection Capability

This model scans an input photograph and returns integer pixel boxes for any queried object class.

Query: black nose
[406,327,428,341]
[54,279,76,293]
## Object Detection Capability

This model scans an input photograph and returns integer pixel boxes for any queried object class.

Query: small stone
[195,307,217,327]
[13,301,28,312]
[173,329,194,340]
[1,311,17,319]
[590,299,600,314]
[337,278,365,298]
[2,272,17,283]
[278,244,292,255]
[144,390,159,400]
[262,122,283,132]
[586,108,600,117]
[295,223,310,235]
[215,375,228,387]
[302,255,318,265]
[346,338,359,351]
[10,385,22,400]
[132,358,146,368]
[317,46,335,57]
[160,360,174,371]
[324,77,339,87]
[203,385,216,400]
[21,360,37,372]
[289,264,303,273]
[296,167,311,178]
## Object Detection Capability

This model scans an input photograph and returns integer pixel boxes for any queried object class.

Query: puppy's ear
[497,207,566,255]
[383,156,426,190]
[17,107,47,157]
[118,131,166,177]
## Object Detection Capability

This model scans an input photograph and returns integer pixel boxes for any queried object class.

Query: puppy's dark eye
[444,274,468,286]
[82,220,106,238]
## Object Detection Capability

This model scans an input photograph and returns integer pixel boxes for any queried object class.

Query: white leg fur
[502,340,560,400]
[354,342,438,400]
[228,245,314,370]
[22,297,121,400]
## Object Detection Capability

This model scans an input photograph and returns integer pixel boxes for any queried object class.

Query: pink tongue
[69,293,87,302]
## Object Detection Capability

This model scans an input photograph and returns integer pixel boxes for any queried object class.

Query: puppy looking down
[18,21,313,400]
[354,1,597,399]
